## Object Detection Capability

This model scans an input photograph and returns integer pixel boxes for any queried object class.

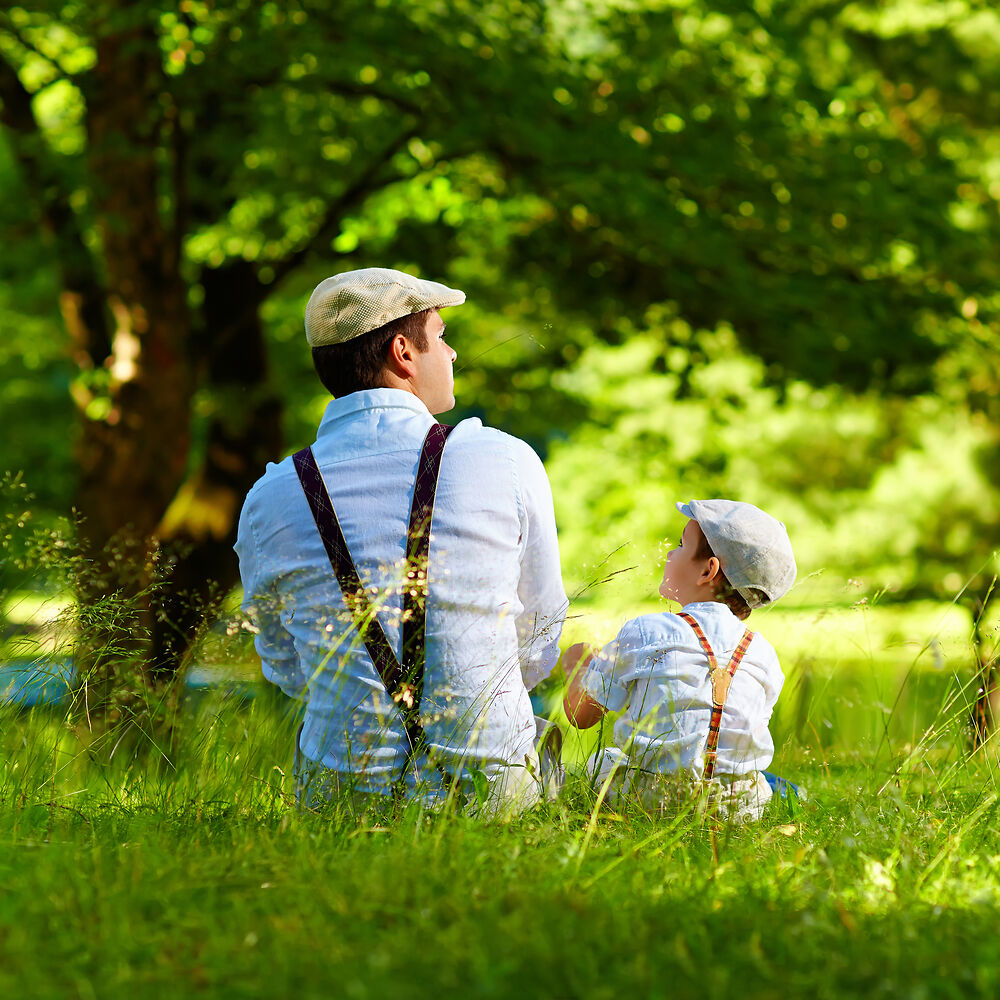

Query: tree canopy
[0,0,997,703]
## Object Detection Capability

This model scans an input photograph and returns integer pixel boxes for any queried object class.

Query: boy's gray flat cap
[676,499,796,608]
[305,267,465,346]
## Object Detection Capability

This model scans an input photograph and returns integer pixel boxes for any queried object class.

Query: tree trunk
[151,260,283,679]
[73,8,193,720]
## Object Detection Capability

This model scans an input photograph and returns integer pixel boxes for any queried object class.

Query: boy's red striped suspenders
[677,612,755,781]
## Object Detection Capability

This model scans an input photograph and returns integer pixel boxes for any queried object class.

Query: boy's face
[658,519,719,605]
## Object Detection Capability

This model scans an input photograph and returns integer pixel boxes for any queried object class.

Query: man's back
[237,388,567,803]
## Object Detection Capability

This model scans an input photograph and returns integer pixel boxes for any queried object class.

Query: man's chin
[431,394,456,416]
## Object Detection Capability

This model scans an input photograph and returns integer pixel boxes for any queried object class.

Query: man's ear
[386,334,418,378]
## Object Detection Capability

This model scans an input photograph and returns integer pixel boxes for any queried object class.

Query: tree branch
[322,80,423,118]
[265,123,421,291]
[201,124,421,349]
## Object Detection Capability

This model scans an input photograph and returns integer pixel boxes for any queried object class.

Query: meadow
[1,2,998,996]
[2,590,998,1000]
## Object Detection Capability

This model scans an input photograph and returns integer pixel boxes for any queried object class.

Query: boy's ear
[700,556,722,586]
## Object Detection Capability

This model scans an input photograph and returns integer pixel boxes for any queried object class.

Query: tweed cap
[305,267,465,347]
[676,499,796,608]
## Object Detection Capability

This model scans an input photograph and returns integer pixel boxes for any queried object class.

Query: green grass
[3,667,1000,999]
[0,588,997,998]
[2,780,995,1000]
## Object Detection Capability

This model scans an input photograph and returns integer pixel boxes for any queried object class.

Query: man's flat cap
[305,267,466,346]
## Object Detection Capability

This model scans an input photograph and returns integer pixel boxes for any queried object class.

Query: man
[236,267,568,813]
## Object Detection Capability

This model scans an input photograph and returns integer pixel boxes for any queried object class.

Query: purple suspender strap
[292,422,455,784]
[401,422,454,712]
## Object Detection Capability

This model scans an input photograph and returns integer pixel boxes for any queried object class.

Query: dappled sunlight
[2,0,999,993]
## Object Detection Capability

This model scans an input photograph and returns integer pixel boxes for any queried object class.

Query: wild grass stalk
[4,483,1000,994]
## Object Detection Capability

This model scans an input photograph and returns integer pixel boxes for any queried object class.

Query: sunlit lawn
[1,593,998,998]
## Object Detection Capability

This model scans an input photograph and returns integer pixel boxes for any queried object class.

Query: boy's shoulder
[616,611,693,647]
[686,603,780,656]
[746,625,777,657]
[620,606,778,656]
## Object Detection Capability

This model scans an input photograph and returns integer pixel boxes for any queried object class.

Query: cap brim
[675,501,696,519]
[431,288,466,309]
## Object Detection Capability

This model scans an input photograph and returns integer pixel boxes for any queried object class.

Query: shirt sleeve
[234,498,307,699]
[750,640,784,756]
[581,618,645,713]
[510,439,569,690]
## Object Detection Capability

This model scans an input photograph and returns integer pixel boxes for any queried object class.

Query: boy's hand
[561,641,595,677]
[561,641,606,729]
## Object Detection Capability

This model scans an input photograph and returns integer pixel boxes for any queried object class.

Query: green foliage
[0,143,75,511]
[546,308,999,604]
[0,0,998,608]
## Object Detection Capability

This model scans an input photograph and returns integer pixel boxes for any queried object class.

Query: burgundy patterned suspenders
[677,612,755,781]
[292,423,455,786]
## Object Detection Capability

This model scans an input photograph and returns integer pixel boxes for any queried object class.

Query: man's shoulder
[449,417,533,451]
[242,454,299,509]
[447,418,544,472]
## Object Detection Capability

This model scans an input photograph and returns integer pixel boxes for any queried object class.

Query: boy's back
[582,601,782,779]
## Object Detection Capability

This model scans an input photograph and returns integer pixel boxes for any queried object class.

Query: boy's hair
[311,308,431,397]
[693,528,768,621]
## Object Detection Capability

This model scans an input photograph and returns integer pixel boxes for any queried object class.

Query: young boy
[563,499,796,822]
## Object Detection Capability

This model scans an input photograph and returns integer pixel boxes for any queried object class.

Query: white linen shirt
[581,602,783,778]
[235,388,568,799]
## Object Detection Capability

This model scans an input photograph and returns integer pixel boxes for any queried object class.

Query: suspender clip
[710,667,732,708]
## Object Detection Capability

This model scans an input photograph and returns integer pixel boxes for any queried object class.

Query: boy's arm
[564,619,646,729]
[562,642,606,729]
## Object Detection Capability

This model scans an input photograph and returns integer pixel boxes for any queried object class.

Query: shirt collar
[317,388,432,434]
[681,601,737,620]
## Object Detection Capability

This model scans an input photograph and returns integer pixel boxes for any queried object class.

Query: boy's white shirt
[581,601,783,779]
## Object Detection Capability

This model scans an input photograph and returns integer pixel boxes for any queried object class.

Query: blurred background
[0,0,997,738]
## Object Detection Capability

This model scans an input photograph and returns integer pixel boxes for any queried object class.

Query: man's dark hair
[693,525,767,621]
[311,308,432,398]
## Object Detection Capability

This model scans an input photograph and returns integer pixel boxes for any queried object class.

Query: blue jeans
[762,771,801,799]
